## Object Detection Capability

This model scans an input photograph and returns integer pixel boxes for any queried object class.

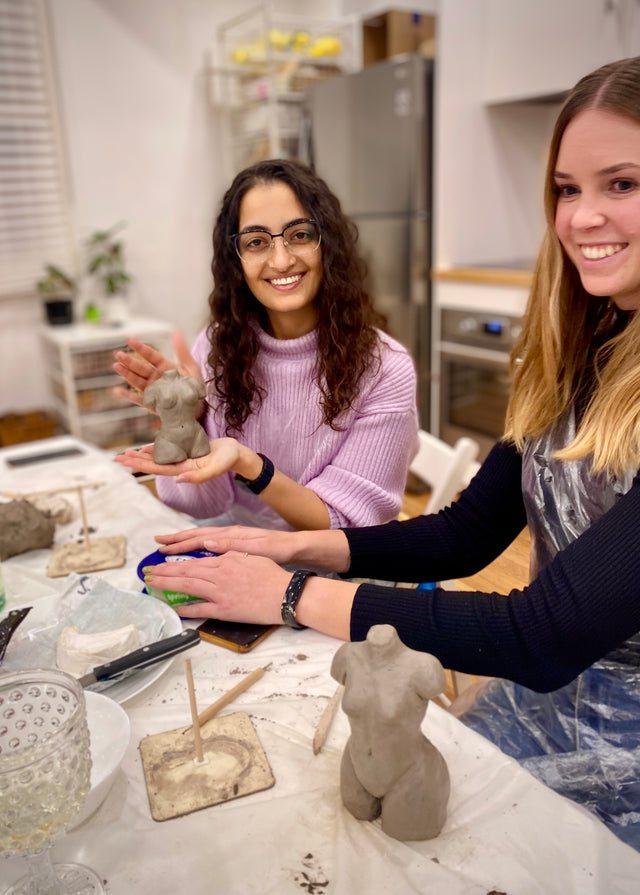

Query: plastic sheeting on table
[3,437,640,892]
[5,625,640,894]
[458,632,640,851]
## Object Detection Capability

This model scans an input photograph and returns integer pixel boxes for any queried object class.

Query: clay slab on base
[47,535,127,577]
[140,711,275,822]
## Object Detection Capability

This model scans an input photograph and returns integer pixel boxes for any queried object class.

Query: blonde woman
[142,58,640,849]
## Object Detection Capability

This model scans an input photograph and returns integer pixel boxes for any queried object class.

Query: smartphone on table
[196,618,276,653]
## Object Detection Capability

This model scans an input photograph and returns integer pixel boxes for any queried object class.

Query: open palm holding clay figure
[143,370,209,464]
[331,625,450,841]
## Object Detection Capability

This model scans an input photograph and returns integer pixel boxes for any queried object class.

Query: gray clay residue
[0,499,55,560]
[292,853,329,894]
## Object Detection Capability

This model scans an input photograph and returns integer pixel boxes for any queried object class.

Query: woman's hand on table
[113,437,242,483]
[156,525,353,575]
[112,331,201,408]
[143,547,357,640]
[143,552,291,625]
[155,525,301,566]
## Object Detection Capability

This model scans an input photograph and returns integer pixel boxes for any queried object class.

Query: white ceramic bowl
[70,690,131,828]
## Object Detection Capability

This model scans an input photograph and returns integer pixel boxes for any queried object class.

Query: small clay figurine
[143,369,210,464]
[331,624,450,841]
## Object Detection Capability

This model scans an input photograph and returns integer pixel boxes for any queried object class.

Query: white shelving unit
[40,317,173,449]
[210,3,360,175]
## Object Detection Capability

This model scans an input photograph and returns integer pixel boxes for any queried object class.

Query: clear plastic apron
[460,410,640,851]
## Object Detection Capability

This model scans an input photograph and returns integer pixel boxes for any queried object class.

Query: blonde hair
[505,56,640,475]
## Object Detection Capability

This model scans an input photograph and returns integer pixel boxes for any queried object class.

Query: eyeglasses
[232,220,321,263]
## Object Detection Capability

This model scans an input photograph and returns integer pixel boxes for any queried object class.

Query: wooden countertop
[447,525,531,706]
[432,266,533,288]
[455,526,531,593]
[402,489,531,594]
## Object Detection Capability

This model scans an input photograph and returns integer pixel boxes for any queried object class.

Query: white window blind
[0,0,74,298]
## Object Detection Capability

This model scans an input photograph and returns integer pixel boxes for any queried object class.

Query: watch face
[281,603,295,626]
[281,595,304,629]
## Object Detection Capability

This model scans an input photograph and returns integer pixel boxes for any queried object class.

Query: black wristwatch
[281,570,317,629]
[235,453,274,495]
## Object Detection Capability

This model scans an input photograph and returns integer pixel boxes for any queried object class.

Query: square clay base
[140,711,275,822]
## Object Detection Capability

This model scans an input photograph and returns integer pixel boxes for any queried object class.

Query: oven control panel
[440,309,521,352]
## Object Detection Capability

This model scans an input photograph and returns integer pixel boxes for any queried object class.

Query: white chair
[402,431,480,707]
[409,430,480,515]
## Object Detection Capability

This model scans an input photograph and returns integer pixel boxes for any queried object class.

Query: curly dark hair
[206,158,387,434]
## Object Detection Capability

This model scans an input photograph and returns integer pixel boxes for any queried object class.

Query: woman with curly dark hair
[114,159,418,531]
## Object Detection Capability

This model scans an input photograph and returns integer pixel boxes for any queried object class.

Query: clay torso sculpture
[143,370,210,464]
[331,624,450,841]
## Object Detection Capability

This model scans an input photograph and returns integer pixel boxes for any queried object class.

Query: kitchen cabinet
[210,5,359,174]
[483,0,640,104]
[40,318,173,449]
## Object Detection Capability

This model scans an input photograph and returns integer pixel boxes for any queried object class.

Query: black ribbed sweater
[345,441,640,692]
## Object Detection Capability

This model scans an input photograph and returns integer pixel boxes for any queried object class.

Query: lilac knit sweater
[155,324,419,530]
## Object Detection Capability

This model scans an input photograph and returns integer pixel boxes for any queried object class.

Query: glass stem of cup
[22,848,61,894]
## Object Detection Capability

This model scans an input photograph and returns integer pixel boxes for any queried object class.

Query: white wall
[432,1,559,268]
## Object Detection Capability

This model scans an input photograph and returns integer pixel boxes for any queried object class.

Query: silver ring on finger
[243,552,248,558]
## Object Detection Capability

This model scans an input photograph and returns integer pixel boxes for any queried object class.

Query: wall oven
[438,308,522,460]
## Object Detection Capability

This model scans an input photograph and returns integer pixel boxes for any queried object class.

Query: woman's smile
[579,242,627,261]
[267,272,305,289]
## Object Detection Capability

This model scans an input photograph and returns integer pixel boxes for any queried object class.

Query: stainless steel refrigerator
[304,54,434,426]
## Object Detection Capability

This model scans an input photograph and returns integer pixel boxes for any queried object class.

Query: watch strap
[235,453,274,495]
[281,570,317,629]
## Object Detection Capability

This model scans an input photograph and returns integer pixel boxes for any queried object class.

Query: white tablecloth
[2,438,640,893]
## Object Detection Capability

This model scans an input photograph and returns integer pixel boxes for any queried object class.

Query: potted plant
[86,223,132,323]
[36,264,76,326]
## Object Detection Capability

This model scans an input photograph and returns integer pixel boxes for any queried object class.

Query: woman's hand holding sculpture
[114,436,243,483]
[113,331,201,408]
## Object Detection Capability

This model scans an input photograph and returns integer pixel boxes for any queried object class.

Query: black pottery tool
[0,607,31,665]
[78,627,200,688]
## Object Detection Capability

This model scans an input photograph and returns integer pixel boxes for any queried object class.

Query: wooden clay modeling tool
[182,663,270,735]
[140,660,275,821]
[313,684,344,754]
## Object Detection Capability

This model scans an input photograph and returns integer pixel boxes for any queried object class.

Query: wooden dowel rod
[76,486,91,548]
[185,658,205,763]
[313,684,344,755]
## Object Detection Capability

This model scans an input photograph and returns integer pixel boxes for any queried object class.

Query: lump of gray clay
[143,369,210,464]
[0,499,56,560]
[331,624,450,841]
